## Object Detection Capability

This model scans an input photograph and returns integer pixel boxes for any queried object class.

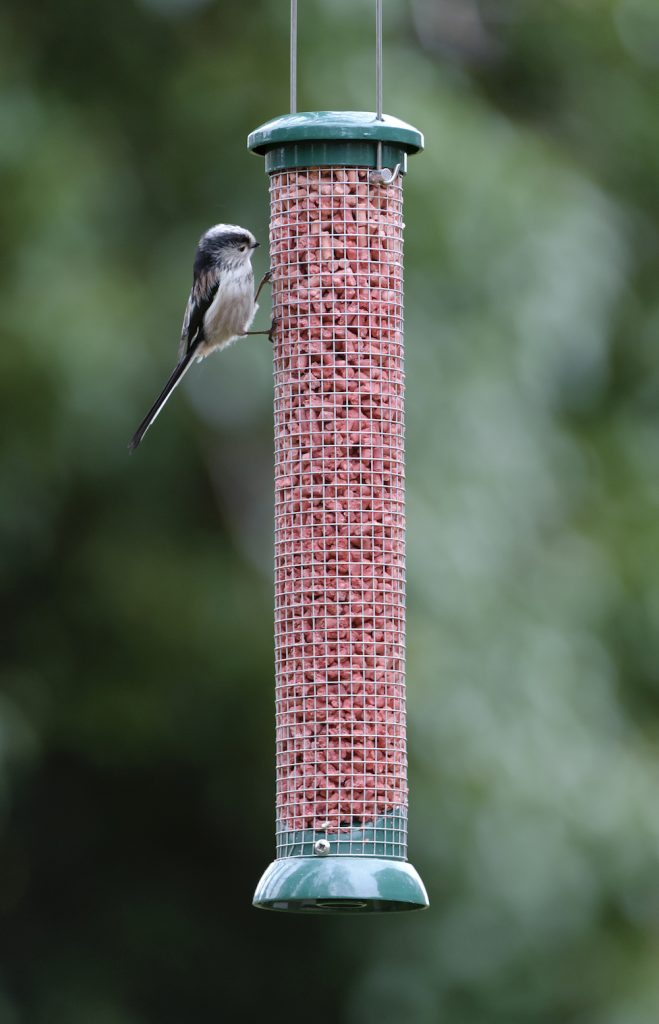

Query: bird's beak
[252,241,260,248]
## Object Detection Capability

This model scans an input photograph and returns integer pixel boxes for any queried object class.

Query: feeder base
[253,856,428,914]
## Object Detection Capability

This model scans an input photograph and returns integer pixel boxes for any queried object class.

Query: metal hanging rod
[376,0,383,120]
[290,0,298,114]
[289,0,384,118]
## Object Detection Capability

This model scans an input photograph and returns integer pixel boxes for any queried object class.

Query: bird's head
[195,223,259,276]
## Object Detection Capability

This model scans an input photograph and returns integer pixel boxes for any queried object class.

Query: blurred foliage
[2,0,659,1021]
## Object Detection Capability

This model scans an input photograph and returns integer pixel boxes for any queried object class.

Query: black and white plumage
[129,223,270,452]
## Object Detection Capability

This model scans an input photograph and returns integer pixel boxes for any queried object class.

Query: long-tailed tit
[128,223,273,451]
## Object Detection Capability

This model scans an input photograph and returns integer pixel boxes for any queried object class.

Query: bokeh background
[3,0,659,1020]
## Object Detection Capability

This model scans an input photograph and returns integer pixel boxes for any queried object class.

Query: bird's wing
[178,273,219,362]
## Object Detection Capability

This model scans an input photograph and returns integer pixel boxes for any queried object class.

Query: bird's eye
[239,244,247,252]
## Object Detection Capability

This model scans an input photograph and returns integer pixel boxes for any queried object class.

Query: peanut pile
[270,167,407,838]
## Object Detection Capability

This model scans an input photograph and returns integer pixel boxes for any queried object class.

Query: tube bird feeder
[248,2,428,914]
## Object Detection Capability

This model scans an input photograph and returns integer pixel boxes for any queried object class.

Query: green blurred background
[3,0,659,1020]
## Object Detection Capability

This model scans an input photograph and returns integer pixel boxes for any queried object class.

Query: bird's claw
[268,318,278,344]
[254,270,273,305]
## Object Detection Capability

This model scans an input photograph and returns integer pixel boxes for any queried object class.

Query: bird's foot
[254,270,273,304]
[242,317,278,343]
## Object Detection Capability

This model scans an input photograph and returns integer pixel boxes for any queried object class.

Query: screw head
[314,839,330,856]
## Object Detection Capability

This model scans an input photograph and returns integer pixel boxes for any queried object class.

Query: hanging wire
[376,0,383,120]
[290,0,298,114]
[290,1,383,119]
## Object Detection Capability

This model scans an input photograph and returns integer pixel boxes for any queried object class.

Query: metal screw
[314,839,330,856]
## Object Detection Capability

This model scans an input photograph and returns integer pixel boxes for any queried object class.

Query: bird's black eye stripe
[218,232,252,248]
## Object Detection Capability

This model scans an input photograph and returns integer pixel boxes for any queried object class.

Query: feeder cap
[248,110,424,155]
[248,111,423,173]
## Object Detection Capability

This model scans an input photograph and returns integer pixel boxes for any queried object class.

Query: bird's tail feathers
[128,353,196,452]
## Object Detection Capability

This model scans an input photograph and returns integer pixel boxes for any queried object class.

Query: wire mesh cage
[248,2,427,915]
[271,166,407,858]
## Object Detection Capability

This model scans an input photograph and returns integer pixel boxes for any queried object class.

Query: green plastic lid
[247,110,424,174]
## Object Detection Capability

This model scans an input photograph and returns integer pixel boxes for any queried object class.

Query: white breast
[200,266,255,357]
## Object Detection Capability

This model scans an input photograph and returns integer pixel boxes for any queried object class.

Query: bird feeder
[248,1,428,914]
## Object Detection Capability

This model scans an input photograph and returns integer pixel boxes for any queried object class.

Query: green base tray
[253,856,429,914]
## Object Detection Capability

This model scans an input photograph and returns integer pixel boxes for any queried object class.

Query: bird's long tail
[128,353,196,452]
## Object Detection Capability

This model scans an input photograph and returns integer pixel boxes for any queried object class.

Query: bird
[128,223,273,452]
